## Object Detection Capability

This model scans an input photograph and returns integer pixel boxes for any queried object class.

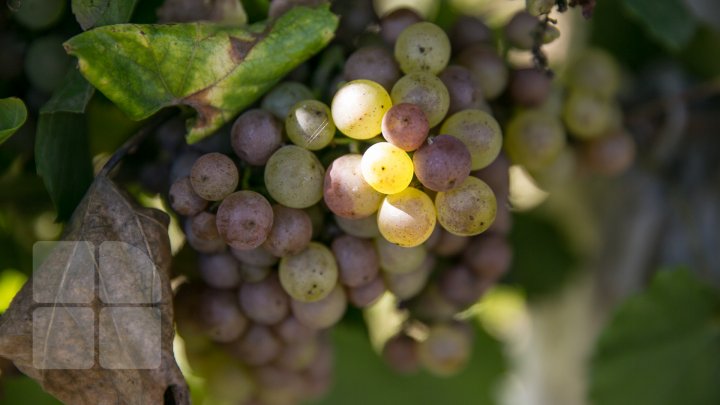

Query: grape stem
[99,108,179,178]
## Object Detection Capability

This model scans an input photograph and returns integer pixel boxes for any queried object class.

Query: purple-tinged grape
[472,153,510,199]
[198,253,241,289]
[449,16,493,52]
[274,315,318,344]
[581,130,635,176]
[216,191,274,250]
[334,214,380,238]
[344,45,401,91]
[190,152,239,201]
[291,285,347,329]
[504,11,540,50]
[418,323,472,376]
[439,65,488,116]
[231,109,283,166]
[274,338,319,371]
[324,154,384,219]
[226,324,281,366]
[381,103,430,151]
[380,8,423,45]
[457,45,508,100]
[189,212,220,241]
[170,151,201,184]
[463,234,512,281]
[413,135,472,192]
[347,276,386,307]
[199,289,247,343]
[432,229,469,257]
[385,254,435,300]
[169,177,207,216]
[510,68,552,107]
[407,284,459,322]
[231,245,279,267]
[238,264,271,283]
[437,264,487,307]
[263,205,313,257]
[239,273,290,325]
[331,234,379,287]
[376,237,427,274]
[382,332,420,374]
[185,220,226,254]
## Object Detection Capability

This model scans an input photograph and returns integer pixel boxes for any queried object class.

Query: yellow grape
[331,79,392,140]
[361,142,414,194]
[435,177,496,236]
[440,109,502,170]
[377,187,436,247]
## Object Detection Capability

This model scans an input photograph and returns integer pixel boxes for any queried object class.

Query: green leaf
[0,98,28,145]
[71,0,139,30]
[504,212,578,300]
[622,0,698,50]
[590,269,720,405]
[65,6,338,144]
[36,69,95,221]
[311,323,506,405]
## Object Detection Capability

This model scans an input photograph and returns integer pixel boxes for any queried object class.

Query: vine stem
[99,108,178,178]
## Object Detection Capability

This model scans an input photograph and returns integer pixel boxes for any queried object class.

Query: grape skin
[190,152,239,201]
[279,242,339,302]
[380,8,423,45]
[361,142,414,195]
[334,214,381,238]
[324,154,384,218]
[285,99,336,151]
[347,276,386,307]
[263,205,313,257]
[375,237,427,274]
[384,254,435,300]
[265,145,325,209]
[291,284,347,329]
[377,187,436,247]
[394,22,451,74]
[418,323,472,376]
[344,45,401,90]
[440,109,503,170]
[216,191,274,250]
[231,109,283,165]
[331,234,379,288]
[382,333,420,374]
[198,253,241,289]
[413,135,472,192]
[331,79,392,140]
[239,273,290,325]
[391,72,450,127]
[435,176,496,236]
[261,81,314,119]
[381,103,430,151]
[457,45,508,100]
[169,177,207,216]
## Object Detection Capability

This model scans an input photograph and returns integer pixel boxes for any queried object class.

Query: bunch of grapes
[162,3,633,404]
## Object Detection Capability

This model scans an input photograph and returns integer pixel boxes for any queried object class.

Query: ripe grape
[394,22,451,74]
[331,79,392,140]
[449,16,493,52]
[185,219,226,254]
[440,109,503,170]
[509,68,552,107]
[360,142,414,194]
[457,45,508,100]
[324,154,384,218]
[274,315,317,344]
[437,264,487,307]
[391,72,450,127]
[432,229,469,257]
[563,89,612,139]
[263,205,313,257]
[581,130,636,175]
[504,110,566,170]
[169,177,207,216]
[199,289,247,343]
[406,284,459,322]
[261,81,314,119]
[279,242,339,302]
[435,176,496,236]
[413,135,472,192]
[439,65,488,115]
[344,45,401,90]
[382,332,420,374]
[239,273,289,325]
[331,234,379,287]
[216,191,274,250]
[190,153,239,201]
[381,103,430,151]
[189,212,220,241]
[380,8,423,45]
[231,245,279,267]
[291,284,347,329]
[198,253,241,289]
[377,187,436,247]
[231,109,283,165]
[274,338,319,371]
[347,276,386,307]
[265,145,325,209]
[384,254,434,300]
[375,237,427,274]
[472,153,510,199]
[238,264,271,283]
[286,99,336,150]
[504,11,540,50]
[334,214,381,238]
[227,324,281,366]
[463,234,512,281]
[418,323,472,376]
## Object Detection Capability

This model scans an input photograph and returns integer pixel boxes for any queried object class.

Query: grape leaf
[71,0,139,30]
[590,269,720,405]
[0,97,28,145]
[622,0,698,50]
[0,176,189,405]
[64,6,338,144]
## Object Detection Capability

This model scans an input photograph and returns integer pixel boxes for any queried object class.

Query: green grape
[279,242,339,302]
[286,99,336,150]
[331,79,392,140]
[440,109,503,170]
[418,323,472,376]
[334,214,381,238]
[377,187,436,247]
[384,254,434,300]
[324,154,384,218]
[563,89,612,139]
[261,81,314,119]
[24,35,71,93]
[12,0,65,30]
[391,72,450,127]
[394,22,451,74]
[504,110,566,170]
[435,177,496,236]
[375,237,426,274]
[265,145,325,208]
[566,48,621,98]
[361,142,414,194]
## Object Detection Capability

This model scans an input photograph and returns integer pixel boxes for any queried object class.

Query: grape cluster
[164,4,634,404]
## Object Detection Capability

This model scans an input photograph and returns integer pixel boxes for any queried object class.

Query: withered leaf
[0,176,189,405]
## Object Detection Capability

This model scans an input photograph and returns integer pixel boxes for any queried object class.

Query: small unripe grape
[449,16,494,52]
[413,135,472,192]
[395,22,451,74]
[391,72,450,127]
[377,187,437,247]
[231,109,283,165]
[567,48,621,98]
[216,191,274,250]
[324,154,384,218]
[381,103,430,151]
[418,323,472,376]
[239,273,290,325]
[169,177,207,216]
[286,100,336,150]
[435,177,496,236]
[504,110,566,170]
[261,81,314,119]
[291,284,347,329]
[347,276,386,307]
[263,205,313,257]
[380,8,423,45]
[383,333,420,374]
[331,235,379,288]
[344,45,401,90]
[457,45,508,100]
[279,242,339,302]
[361,142,414,194]
[439,65,487,115]
[563,90,612,139]
[331,79,392,140]
[510,68,552,107]
[440,109,503,170]
[190,153,239,201]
